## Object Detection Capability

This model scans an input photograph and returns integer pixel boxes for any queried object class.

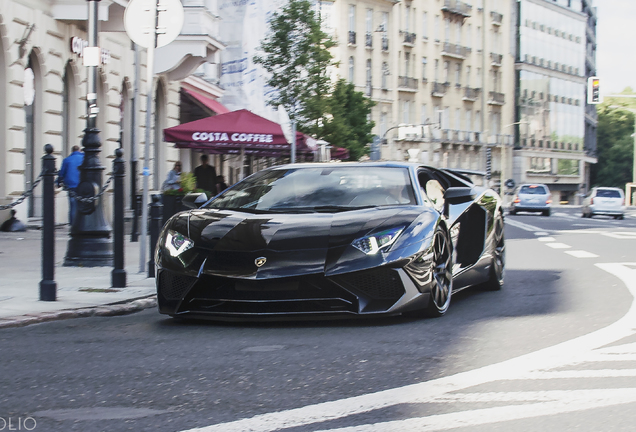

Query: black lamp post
[64,0,113,267]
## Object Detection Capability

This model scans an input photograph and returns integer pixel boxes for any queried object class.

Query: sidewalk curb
[0,295,157,329]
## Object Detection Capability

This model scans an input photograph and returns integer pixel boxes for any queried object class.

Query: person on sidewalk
[193,154,217,196]
[0,210,26,232]
[56,145,84,225]
[216,175,228,194]
[162,161,182,191]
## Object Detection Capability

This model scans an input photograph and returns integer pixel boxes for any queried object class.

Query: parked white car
[582,187,625,219]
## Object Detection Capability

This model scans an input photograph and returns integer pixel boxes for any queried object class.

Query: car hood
[164,206,436,279]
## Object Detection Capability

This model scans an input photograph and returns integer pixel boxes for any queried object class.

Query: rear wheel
[484,214,505,291]
[424,227,453,317]
[509,209,516,216]
[543,209,550,217]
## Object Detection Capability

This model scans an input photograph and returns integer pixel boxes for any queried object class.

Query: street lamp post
[64,0,113,267]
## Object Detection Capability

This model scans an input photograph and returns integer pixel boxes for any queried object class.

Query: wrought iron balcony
[431,81,449,97]
[398,76,419,91]
[490,52,503,66]
[402,32,416,45]
[348,31,356,45]
[441,0,472,18]
[365,32,373,48]
[488,91,505,105]
[442,42,470,59]
[490,11,503,26]
[463,87,481,101]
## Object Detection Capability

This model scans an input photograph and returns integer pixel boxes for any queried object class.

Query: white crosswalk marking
[545,242,571,249]
[182,263,636,432]
[565,250,599,258]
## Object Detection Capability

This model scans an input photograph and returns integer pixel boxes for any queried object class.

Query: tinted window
[206,167,416,212]
[596,189,621,198]
[519,185,547,195]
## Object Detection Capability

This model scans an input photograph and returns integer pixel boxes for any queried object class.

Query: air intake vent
[159,271,198,300]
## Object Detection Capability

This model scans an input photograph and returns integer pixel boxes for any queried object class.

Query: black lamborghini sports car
[155,162,505,321]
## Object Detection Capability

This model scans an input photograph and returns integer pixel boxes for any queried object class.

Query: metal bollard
[112,148,127,288]
[131,193,140,243]
[40,144,57,301]
[148,194,163,278]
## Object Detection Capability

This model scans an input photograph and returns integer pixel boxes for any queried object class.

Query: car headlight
[165,230,194,257]
[352,227,404,255]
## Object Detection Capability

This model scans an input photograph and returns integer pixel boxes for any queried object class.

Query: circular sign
[504,178,516,189]
[24,68,35,106]
[124,0,184,49]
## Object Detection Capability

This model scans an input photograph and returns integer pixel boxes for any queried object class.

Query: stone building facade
[0,0,224,224]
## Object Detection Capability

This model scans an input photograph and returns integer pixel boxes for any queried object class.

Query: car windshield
[519,185,547,195]
[205,166,416,212]
[596,189,621,198]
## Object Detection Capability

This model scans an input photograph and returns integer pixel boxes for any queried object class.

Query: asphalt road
[1,207,635,432]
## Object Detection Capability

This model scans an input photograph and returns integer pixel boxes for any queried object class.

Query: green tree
[253,0,335,129]
[254,0,376,161]
[319,79,375,160]
[592,104,634,188]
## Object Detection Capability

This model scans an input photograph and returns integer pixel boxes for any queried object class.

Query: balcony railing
[431,81,449,97]
[442,42,471,59]
[490,11,503,25]
[398,76,418,90]
[365,32,373,48]
[402,32,416,45]
[348,31,356,45]
[463,87,480,101]
[381,37,389,51]
[488,91,505,105]
[441,0,472,18]
[490,52,503,66]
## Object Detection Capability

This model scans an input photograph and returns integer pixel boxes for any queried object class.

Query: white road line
[602,232,636,239]
[314,389,636,432]
[504,218,544,232]
[182,263,636,432]
[538,237,555,242]
[565,250,599,258]
[545,243,571,249]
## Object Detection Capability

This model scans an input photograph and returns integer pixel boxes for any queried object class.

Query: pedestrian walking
[56,145,84,225]
[162,161,182,191]
[216,175,228,194]
[193,154,217,196]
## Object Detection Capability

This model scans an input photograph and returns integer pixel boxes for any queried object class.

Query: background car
[582,187,625,219]
[155,162,505,321]
[509,183,552,216]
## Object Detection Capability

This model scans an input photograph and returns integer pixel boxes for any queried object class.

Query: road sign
[505,178,515,189]
[124,0,184,49]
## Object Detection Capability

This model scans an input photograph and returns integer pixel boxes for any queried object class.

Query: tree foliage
[319,80,375,160]
[254,0,375,161]
[592,104,635,189]
[253,0,335,129]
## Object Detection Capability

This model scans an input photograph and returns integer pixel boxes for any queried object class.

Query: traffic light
[587,77,600,104]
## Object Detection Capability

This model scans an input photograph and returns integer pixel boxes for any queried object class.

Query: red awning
[164,109,311,154]
[183,89,230,115]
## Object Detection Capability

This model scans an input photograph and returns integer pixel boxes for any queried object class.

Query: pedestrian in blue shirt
[56,145,84,225]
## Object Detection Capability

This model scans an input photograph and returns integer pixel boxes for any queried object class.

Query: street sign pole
[124,0,184,274]
[139,0,158,274]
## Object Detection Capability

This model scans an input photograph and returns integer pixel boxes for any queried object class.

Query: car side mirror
[182,192,208,209]
[443,187,474,216]
[444,187,474,203]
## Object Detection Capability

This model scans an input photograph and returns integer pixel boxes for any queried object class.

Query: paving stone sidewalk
[0,225,157,328]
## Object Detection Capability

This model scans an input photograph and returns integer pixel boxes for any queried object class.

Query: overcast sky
[596,0,636,95]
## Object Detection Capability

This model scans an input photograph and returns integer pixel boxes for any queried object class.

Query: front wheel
[424,227,453,317]
[484,214,505,291]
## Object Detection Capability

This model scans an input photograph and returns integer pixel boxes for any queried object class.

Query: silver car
[509,184,552,216]
[582,187,625,219]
